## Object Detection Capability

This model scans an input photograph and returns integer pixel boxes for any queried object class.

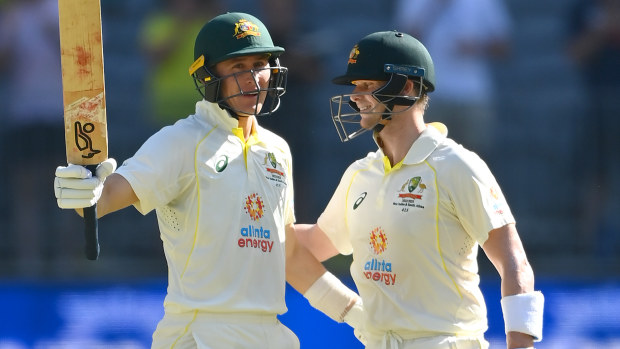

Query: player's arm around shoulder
[285,223,365,339]
[482,223,544,349]
[285,223,328,293]
[294,223,339,262]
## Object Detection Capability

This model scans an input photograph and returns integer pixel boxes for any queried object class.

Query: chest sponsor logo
[363,227,396,286]
[353,192,367,210]
[394,176,426,211]
[263,152,286,187]
[239,193,273,253]
[489,186,506,216]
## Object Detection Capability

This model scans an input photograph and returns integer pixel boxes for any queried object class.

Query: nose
[350,91,362,102]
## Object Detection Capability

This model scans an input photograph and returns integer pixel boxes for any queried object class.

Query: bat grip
[84,164,100,260]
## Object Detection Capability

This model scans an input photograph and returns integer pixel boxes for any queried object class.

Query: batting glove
[344,299,367,345]
[54,158,117,209]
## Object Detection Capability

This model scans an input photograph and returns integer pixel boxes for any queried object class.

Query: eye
[253,61,269,70]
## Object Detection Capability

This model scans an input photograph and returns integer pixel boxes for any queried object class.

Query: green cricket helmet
[330,31,435,141]
[188,12,288,117]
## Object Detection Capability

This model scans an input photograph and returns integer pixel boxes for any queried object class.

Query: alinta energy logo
[239,193,273,253]
[489,186,506,216]
[364,227,396,286]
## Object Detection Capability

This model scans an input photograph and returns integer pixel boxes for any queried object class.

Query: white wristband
[304,271,360,322]
[501,291,544,341]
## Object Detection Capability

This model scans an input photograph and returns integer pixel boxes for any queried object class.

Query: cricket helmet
[189,12,288,117]
[330,31,435,141]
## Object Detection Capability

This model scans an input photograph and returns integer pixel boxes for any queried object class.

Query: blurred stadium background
[0,0,618,347]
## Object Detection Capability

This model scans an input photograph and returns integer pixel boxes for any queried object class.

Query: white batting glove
[54,158,117,209]
[344,299,367,345]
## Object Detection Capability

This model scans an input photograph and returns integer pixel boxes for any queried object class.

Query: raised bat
[58,0,108,260]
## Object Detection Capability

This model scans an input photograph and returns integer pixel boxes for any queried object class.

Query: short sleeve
[444,152,515,245]
[317,167,357,255]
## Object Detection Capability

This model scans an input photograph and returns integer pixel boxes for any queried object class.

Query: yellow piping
[180,126,217,279]
[426,160,462,299]
[170,310,198,348]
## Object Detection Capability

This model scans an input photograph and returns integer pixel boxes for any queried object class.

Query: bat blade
[58,0,108,260]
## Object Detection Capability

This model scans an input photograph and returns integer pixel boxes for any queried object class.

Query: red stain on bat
[74,45,91,75]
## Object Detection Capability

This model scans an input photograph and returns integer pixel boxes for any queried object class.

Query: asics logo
[216,155,228,172]
[353,192,367,210]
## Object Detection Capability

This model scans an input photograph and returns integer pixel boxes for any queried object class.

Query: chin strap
[370,73,419,134]
[217,102,240,120]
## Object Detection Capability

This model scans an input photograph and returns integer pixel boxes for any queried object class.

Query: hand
[54,158,117,209]
[507,331,534,349]
[343,298,367,345]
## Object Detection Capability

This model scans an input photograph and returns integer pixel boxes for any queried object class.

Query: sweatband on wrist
[501,291,544,341]
[303,271,360,322]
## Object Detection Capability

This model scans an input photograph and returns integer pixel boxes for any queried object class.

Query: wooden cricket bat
[58,0,108,260]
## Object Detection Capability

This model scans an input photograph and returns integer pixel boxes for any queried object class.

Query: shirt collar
[402,122,448,164]
[195,100,260,142]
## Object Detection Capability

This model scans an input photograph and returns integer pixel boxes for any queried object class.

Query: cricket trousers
[151,310,299,349]
[365,332,489,349]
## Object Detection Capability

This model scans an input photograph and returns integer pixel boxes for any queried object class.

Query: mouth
[242,90,260,96]
[358,104,373,112]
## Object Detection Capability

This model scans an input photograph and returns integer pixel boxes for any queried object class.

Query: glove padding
[344,299,367,345]
[54,158,117,209]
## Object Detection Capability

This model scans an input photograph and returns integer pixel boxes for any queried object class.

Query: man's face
[350,80,387,129]
[214,54,271,116]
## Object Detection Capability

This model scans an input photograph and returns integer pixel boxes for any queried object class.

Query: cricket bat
[58,0,108,260]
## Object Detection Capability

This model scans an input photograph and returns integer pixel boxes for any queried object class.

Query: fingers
[55,164,92,179]
[54,158,115,210]
[55,177,101,191]
[54,175,103,209]
[57,197,97,209]
[96,158,117,179]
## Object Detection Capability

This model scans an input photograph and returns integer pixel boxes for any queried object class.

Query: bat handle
[84,164,100,260]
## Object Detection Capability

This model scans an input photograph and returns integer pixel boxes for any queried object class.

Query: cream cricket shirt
[318,124,515,338]
[116,100,294,315]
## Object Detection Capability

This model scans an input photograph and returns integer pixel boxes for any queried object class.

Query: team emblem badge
[233,19,261,39]
[348,45,360,64]
[268,152,277,168]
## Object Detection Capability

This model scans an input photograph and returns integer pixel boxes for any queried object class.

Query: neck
[377,111,425,166]
[237,115,255,141]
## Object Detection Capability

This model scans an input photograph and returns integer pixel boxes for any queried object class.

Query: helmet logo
[233,19,261,39]
[348,45,360,64]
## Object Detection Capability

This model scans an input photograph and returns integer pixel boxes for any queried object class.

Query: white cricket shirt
[116,100,294,315]
[318,124,515,338]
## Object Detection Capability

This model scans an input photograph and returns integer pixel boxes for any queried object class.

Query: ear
[402,79,416,96]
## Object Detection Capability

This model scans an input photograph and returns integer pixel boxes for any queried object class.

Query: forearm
[285,233,327,293]
[285,224,360,323]
[501,259,537,348]
[483,225,543,348]
[294,223,339,262]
